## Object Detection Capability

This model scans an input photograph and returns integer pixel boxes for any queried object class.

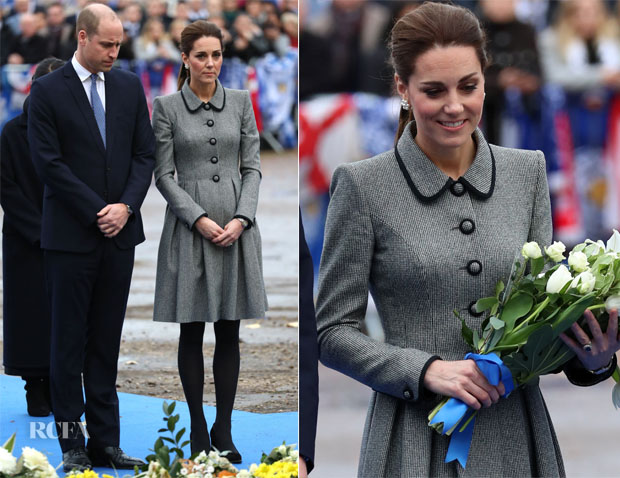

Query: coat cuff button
[403,389,413,400]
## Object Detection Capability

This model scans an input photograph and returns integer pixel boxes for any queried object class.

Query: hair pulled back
[177,20,224,91]
[389,2,489,141]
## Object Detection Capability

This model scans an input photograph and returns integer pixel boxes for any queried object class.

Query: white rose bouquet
[0,434,58,478]
[427,231,620,467]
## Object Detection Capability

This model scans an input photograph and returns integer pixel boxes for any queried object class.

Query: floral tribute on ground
[428,231,620,468]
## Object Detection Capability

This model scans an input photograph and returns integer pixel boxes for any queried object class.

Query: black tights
[178,320,240,453]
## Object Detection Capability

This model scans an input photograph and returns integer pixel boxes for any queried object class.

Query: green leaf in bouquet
[475,296,498,314]
[497,322,546,348]
[168,402,176,415]
[550,293,596,337]
[501,293,534,332]
[162,401,170,416]
[170,447,184,459]
[167,414,180,432]
[154,437,164,451]
[530,256,544,277]
[170,461,182,477]
[175,427,186,443]
[2,432,16,453]
[503,325,575,385]
[489,316,505,330]
[180,440,190,448]
[157,446,170,468]
[473,329,481,351]
[460,316,474,349]
[495,281,505,299]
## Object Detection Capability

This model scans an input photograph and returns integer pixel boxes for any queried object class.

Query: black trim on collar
[181,81,226,113]
[394,142,496,203]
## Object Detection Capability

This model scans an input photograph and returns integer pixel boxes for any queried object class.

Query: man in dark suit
[27,3,155,472]
[299,211,319,476]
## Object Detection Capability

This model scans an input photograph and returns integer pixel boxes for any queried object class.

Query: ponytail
[394,106,414,144]
[177,64,189,91]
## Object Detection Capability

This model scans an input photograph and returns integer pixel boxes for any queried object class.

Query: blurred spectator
[134,17,180,61]
[6,13,48,65]
[117,26,136,60]
[146,0,173,30]
[480,0,542,145]
[222,0,240,27]
[187,0,208,21]
[281,0,297,14]
[175,1,191,22]
[1,9,16,65]
[263,17,289,56]
[281,11,297,48]
[169,18,188,52]
[300,0,392,97]
[44,2,75,61]
[227,12,269,63]
[121,2,144,40]
[207,0,224,17]
[208,14,233,47]
[5,0,32,35]
[539,0,620,94]
[245,0,266,26]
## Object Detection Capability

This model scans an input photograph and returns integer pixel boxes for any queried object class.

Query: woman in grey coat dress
[152,20,267,462]
[316,4,619,477]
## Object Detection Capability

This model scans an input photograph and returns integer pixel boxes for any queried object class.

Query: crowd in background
[1,0,299,66]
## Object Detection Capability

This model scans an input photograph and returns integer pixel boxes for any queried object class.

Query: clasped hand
[424,359,505,410]
[559,308,620,372]
[194,216,244,247]
[97,203,129,238]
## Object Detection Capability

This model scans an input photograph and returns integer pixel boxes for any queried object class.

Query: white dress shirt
[71,54,106,110]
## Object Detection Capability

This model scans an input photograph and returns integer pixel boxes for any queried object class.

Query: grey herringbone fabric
[316,123,565,477]
[152,79,267,323]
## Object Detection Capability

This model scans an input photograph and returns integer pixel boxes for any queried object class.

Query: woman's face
[182,35,223,88]
[396,45,485,155]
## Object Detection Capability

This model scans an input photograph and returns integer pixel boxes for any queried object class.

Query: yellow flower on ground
[251,461,298,478]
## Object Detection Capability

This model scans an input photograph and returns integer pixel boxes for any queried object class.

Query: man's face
[78,18,123,73]
[47,5,65,28]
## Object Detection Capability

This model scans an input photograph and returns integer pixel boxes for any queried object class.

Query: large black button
[211,156,218,164]
[207,119,214,127]
[210,138,216,145]
[459,219,475,235]
[468,301,484,317]
[213,175,220,182]
[451,181,465,196]
[467,260,482,276]
[403,389,413,400]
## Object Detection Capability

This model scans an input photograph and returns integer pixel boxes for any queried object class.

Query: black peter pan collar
[394,122,496,203]
[181,78,226,112]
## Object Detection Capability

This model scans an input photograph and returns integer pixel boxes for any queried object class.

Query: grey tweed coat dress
[316,123,566,477]
[152,79,267,323]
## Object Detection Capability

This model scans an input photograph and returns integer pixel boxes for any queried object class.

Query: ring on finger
[582,342,593,353]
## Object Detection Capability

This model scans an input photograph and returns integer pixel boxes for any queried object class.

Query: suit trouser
[45,239,135,452]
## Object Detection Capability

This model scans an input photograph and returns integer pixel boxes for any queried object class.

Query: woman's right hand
[423,359,505,410]
[194,216,225,241]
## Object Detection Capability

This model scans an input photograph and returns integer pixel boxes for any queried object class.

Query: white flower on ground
[545,241,566,262]
[236,470,252,478]
[606,229,620,253]
[568,251,588,272]
[546,265,573,293]
[0,447,17,474]
[521,241,542,259]
[21,447,49,470]
[570,270,595,294]
[278,445,287,455]
[290,449,299,461]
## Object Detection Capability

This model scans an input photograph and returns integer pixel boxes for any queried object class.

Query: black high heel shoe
[210,427,241,464]
[189,429,211,456]
[24,377,51,417]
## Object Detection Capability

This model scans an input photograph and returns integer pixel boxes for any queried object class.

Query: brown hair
[177,20,224,90]
[76,4,118,37]
[389,2,489,141]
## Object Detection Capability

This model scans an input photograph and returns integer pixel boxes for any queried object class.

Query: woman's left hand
[559,308,620,371]
[211,219,244,247]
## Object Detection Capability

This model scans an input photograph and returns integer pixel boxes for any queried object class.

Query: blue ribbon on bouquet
[428,352,515,468]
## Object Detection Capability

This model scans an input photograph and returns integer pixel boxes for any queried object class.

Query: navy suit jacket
[28,62,155,252]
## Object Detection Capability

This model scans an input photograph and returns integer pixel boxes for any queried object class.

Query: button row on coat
[459,219,475,234]
[467,260,482,276]
[451,181,465,197]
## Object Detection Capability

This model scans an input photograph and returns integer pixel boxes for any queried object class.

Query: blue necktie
[90,73,106,148]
